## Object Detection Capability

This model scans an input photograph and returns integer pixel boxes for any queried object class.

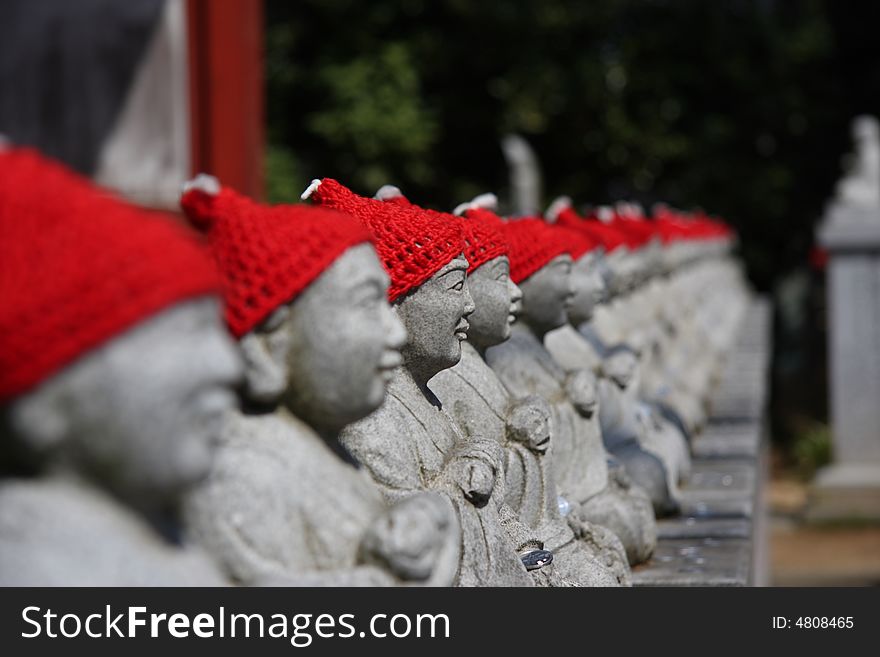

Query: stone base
[632,537,751,586]
[656,517,751,540]
[807,463,880,522]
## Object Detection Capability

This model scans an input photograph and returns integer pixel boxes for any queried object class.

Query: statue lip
[194,387,238,417]
[378,351,403,373]
[192,387,238,443]
[454,320,470,341]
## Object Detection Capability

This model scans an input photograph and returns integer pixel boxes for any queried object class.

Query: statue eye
[452,280,465,292]
[352,282,383,307]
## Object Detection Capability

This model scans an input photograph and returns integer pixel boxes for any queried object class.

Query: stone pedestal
[811,204,880,522]
[632,298,772,586]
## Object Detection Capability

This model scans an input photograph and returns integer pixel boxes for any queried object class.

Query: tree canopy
[266,0,878,291]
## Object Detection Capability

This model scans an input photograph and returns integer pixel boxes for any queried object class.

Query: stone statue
[309,178,550,586]
[478,214,656,565]
[835,115,880,209]
[501,133,542,215]
[181,178,460,586]
[542,218,689,515]
[428,207,630,585]
[0,148,238,585]
[550,198,702,442]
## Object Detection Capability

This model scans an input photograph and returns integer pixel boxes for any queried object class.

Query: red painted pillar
[187,0,264,199]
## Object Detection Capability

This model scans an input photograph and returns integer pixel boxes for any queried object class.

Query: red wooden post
[187,0,264,200]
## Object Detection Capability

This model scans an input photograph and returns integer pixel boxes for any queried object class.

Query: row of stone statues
[0,145,747,586]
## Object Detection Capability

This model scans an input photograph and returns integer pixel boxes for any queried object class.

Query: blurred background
[2,0,879,584]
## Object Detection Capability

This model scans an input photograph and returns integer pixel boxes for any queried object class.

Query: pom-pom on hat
[303,178,463,302]
[181,176,371,338]
[0,148,220,401]
[375,186,507,273]
[501,218,571,284]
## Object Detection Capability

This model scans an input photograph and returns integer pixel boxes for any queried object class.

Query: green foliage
[266,0,867,290]
[265,145,302,204]
[792,420,832,478]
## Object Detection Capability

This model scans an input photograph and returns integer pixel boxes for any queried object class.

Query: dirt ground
[769,476,880,586]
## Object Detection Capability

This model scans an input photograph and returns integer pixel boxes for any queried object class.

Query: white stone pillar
[810,116,880,521]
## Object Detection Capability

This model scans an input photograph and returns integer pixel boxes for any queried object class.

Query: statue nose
[209,328,245,388]
[382,303,407,351]
[509,278,523,304]
[462,280,476,318]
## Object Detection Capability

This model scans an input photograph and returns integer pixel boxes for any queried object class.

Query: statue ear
[5,386,69,458]
[239,305,292,405]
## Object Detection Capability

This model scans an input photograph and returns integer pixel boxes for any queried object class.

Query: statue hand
[606,455,634,490]
[445,434,503,507]
[505,395,551,453]
[448,457,496,507]
[564,369,598,417]
[602,349,638,389]
[358,492,455,582]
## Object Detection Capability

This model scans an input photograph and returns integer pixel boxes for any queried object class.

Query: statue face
[285,243,406,432]
[604,349,638,389]
[518,254,573,335]
[627,248,649,287]
[602,248,629,297]
[565,369,598,417]
[394,255,474,381]
[6,297,243,502]
[566,252,606,326]
[465,256,522,350]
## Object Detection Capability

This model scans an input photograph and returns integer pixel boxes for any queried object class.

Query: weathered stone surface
[1,299,241,585]
[433,342,630,586]
[342,255,541,586]
[678,491,755,519]
[656,517,752,540]
[186,245,461,586]
[691,423,762,460]
[686,459,756,493]
[810,117,880,521]
[431,251,631,586]
[489,323,657,564]
[632,295,772,586]
[632,537,751,587]
[808,463,880,522]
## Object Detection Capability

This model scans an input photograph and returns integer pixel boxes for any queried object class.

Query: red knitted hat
[377,189,507,273]
[501,218,571,284]
[181,179,371,338]
[652,206,691,244]
[652,206,734,244]
[459,212,508,272]
[555,205,629,252]
[549,223,599,260]
[610,215,656,248]
[306,179,463,301]
[0,148,220,401]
